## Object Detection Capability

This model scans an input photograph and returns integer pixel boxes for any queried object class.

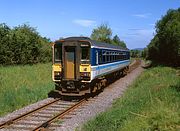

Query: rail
[0,98,61,129]
[33,99,86,131]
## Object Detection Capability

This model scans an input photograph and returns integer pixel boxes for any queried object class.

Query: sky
[0,0,179,49]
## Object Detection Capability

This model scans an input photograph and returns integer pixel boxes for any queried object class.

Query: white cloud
[73,19,96,27]
[132,13,151,18]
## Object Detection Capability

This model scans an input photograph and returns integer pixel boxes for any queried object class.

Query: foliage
[130,48,147,58]
[147,8,180,66]
[0,23,51,65]
[0,63,54,116]
[38,37,52,62]
[112,35,127,48]
[0,23,11,64]
[90,24,127,48]
[82,67,180,131]
[141,48,148,58]
[91,23,112,43]
[130,49,142,58]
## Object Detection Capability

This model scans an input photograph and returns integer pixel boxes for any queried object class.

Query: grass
[82,66,180,131]
[0,63,54,116]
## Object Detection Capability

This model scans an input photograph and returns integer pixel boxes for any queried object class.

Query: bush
[0,23,51,65]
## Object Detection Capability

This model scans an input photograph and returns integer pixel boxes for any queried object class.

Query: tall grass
[0,63,54,116]
[82,67,180,131]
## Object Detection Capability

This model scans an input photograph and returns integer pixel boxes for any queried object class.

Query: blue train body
[89,45,130,81]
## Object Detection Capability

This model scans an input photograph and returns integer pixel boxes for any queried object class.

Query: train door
[64,47,76,79]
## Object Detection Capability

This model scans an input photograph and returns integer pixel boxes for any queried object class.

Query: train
[52,37,130,96]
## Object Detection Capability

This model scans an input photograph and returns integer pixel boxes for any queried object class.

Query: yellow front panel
[52,64,62,81]
[80,64,91,72]
[53,64,62,72]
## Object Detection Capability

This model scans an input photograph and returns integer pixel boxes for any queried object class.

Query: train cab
[52,37,92,95]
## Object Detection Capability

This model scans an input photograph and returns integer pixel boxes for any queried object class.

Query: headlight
[54,71,62,80]
[55,72,60,75]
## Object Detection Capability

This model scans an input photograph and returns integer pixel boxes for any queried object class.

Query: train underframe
[53,66,129,97]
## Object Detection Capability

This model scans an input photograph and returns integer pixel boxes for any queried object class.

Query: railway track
[0,98,86,130]
[0,60,141,131]
[129,59,141,72]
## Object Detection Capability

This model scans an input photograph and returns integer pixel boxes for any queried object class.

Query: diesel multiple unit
[52,37,130,96]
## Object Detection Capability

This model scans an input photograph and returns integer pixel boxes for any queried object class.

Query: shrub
[0,23,51,65]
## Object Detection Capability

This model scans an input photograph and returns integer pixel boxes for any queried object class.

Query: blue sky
[0,0,179,49]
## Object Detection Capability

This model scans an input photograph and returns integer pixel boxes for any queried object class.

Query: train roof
[56,37,129,51]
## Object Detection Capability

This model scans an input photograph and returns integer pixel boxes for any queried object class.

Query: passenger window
[102,51,106,63]
[96,51,98,65]
[99,51,102,64]
[103,55,105,63]
[106,52,110,62]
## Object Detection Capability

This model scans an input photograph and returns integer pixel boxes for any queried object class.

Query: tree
[142,48,148,59]
[0,23,51,65]
[90,24,127,48]
[147,35,160,61]
[10,24,43,64]
[0,23,11,64]
[130,50,142,58]
[147,8,180,66]
[39,37,52,62]
[90,23,112,43]
[112,35,127,48]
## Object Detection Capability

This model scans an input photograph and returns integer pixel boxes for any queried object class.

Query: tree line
[3,8,179,67]
[90,24,127,48]
[0,23,127,66]
[145,8,180,66]
[130,49,144,58]
[0,23,51,65]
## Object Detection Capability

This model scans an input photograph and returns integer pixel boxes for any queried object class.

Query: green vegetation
[0,23,51,65]
[90,23,127,48]
[112,35,126,48]
[0,63,54,116]
[82,67,180,131]
[146,8,180,66]
[130,49,144,58]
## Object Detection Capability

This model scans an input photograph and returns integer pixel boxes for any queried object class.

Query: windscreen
[81,47,90,60]
[81,42,90,64]
[54,44,62,63]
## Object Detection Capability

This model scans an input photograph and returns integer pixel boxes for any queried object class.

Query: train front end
[52,38,91,96]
